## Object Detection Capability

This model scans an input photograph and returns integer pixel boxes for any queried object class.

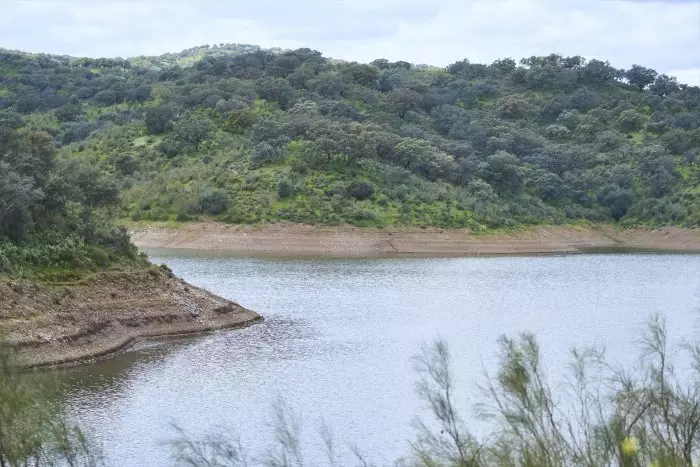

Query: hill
[1,44,699,238]
[0,52,262,366]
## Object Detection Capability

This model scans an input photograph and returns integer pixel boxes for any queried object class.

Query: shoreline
[129,223,700,257]
[1,269,262,370]
[17,313,263,371]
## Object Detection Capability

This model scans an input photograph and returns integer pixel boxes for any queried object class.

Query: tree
[54,103,83,122]
[578,59,621,85]
[497,96,533,119]
[266,54,301,78]
[649,74,680,97]
[0,165,43,240]
[198,189,230,215]
[93,89,119,106]
[386,88,423,118]
[527,169,565,201]
[249,142,275,166]
[617,109,646,133]
[598,183,634,219]
[346,181,375,200]
[626,65,658,90]
[491,58,516,74]
[477,151,523,194]
[341,62,379,87]
[225,108,257,134]
[277,178,294,198]
[308,72,346,98]
[256,77,295,110]
[638,147,676,198]
[145,104,177,134]
[125,85,152,103]
[173,115,214,151]
[412,339,481,465]
[431,104,469,135]
[0,110,24,129]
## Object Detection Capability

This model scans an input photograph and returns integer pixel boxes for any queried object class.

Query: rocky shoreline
[1,268,261,369]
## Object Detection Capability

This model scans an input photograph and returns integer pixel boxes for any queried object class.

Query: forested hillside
[1,44,699,239]
[0,126,143,277]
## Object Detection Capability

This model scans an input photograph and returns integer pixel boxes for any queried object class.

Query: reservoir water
[55,252,700,465]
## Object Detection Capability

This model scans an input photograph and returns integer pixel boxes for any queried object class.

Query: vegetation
[171,315,700,466]
[0,125,146,278]
[1,315,697,465]
[0,345,99,466]
[0,45,697,233]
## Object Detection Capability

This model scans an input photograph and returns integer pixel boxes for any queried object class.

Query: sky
[1,0,699,85]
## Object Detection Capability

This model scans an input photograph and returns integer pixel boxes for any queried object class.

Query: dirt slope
[0,268,261,369]
[129,223,700,256]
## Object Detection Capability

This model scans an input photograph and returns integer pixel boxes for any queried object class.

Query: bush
[158,139,185,158]
[277,178,294,199]
[198,189,230,215]
[0,346,97,465]
[346,181,375,200]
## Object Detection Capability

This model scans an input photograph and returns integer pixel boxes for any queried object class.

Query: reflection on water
[54,253,700,466]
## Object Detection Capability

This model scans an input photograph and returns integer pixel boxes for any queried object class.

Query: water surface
[56,253,700,465]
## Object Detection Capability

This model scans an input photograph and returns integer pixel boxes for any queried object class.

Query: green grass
[629,131,644,144]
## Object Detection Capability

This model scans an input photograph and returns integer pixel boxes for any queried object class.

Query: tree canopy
[0,44,698,234]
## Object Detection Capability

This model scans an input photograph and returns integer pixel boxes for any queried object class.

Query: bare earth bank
[130,223,700,256]
[1,268,261,369]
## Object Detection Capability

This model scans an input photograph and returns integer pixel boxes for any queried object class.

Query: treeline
[0,45,699,231]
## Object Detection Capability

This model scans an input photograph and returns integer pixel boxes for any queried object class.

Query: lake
[54,252,700,466]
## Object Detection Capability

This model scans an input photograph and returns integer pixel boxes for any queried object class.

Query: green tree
[477,151,523,195]
[617,109,646,133]
[0,110,24,130]
[386,88,423,118]
[173,115,214,151]
[54,103,83,122]
[0,165,43,240]
[145,104,177,135]
[626,65,658,90]
[198,189,230,215]
[346,181,375,200]
[598,183,634,220]
[277,178,295,199]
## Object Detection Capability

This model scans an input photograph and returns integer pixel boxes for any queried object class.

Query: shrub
[277,178,294,199]
[346,181,375,200]
[198,189,230,215]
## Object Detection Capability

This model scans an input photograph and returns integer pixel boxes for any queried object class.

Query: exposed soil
[129,223,700,256]
[0,268,261,369]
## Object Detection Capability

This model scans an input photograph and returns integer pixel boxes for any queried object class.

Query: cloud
[1,0,699,84]
[668,68,700,86]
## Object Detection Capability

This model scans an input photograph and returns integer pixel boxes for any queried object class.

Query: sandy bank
[1,268,261,369]
[129,223,700,257]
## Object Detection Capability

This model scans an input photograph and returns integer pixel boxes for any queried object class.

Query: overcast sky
[2,0,699,84]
